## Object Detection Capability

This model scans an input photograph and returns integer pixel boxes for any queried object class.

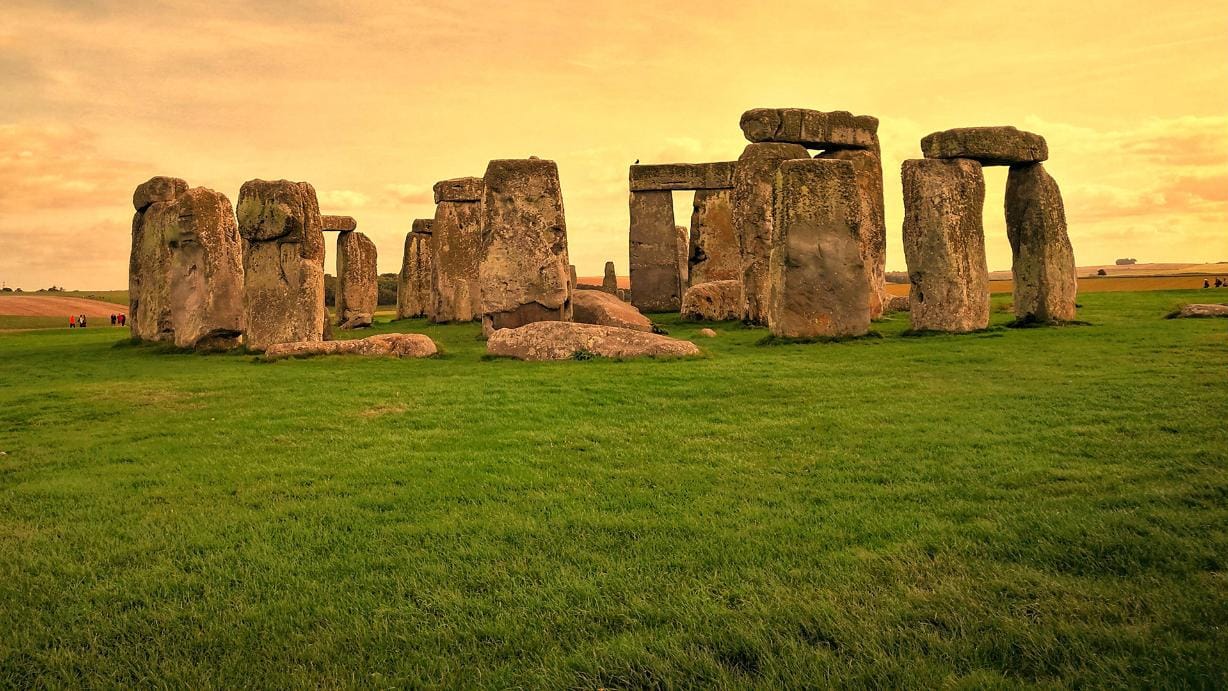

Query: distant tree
[377,273,398,306]
[884,271,910,284]
[1097,269,1107,276]
[1115,258,1137,265]
[324,274,337,307]
[1,287,11,292]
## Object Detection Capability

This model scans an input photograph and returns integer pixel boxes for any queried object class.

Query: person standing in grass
[69,315,75,329]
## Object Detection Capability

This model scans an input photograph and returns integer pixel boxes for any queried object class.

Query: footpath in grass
[0,289,1225,687]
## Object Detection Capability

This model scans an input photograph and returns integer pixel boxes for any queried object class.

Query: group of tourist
[68,313,126,328]
[1202,278,1227,288]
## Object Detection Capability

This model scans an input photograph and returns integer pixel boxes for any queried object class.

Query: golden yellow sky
[1,0,1225,289]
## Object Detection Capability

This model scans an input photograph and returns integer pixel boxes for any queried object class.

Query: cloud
[317,189,370,210]
[0,123,144,212]
[380,183,434,206]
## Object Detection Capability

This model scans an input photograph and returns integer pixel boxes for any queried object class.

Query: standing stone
[688,189,739,286]
[236,179,326,351]
[569,265,579,294]
[431,178,484,323]
[675,225,689,292]
[767,159,870,338]
[818,148,888,318]
[129,176,188,342]
[336,231,378,329]
[1006,163,1078,322]
[733,142,810,323]
[479,158,571,335]
[603,261,618,293]
[162,187,244,349]
[397,221,433,319]
[901,159,990,332]
[628,190,679,312]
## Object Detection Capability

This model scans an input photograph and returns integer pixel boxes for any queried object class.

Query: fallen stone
[431,186,483,323]
[163,187,244,349]
[572,289,654,332]
[767,159,870,338]
[688,189,740,285]
[397,228,433,319]
[336,231,378,329]
[1168,304,1228,318]
[321,215,357,232]
[698,328,717,338]
[733,142,811,323]
[433,176,483,203]
[264,333,438,360]
[479,158,572,334]
[885,294,911,313]
[901,159,990,332]
[133,176,188,213]
[921,126,1048,166]
[629,190,681,312]
[486,321,698,360]
[603,261,618,293]
[681,280,743,321]
[1005,163,1078,323]
[236,179,327,351]
[628,161,736,191]
[739,108,879,150]
[818,148,888,318]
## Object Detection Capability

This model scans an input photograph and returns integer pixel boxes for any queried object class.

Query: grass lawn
[0,290,1225,687]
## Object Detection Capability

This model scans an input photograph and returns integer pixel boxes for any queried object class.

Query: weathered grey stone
[486,321,699,360]
[397,229,433,319]
[132,176,188,213]
[572,289,654,332]
[733,142,811,323]
[433,176,484,203]
[681,280,742,322]
[885,293,910,313]
[321,215,357,232]
[921,126,1048,166]
[901,159,990,332]
[1005,163,1078,323]
[739,108,878,150]
[431,188,483,323]
[1168,304,1228,319]
[818,148,888,318]
[688,189,740,285]
[264,333,437,360]
[628,162,736,191]
[162,187,244,350]
[766,159,870,338]
[603,261,618,293]
[675,225,689,291]
[479,158,572,335]
[236,179,326,351]
[336,231,378,329]
[629,190,681,312]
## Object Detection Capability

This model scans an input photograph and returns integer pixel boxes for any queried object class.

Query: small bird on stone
[634,159,639,164]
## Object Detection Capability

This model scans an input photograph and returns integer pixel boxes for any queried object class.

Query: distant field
[0,289,1225,687]
[885,274,1228,296]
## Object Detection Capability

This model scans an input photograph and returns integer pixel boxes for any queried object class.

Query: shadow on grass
[756,331,884,346]
[1006,316,1095,329]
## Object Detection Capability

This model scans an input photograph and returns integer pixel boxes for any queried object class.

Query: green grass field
[1,290,1225,687]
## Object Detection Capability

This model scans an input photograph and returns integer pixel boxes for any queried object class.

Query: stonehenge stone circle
[485,321,699,361]
[921,126,1048,166]
[129,176,188,342]
[688,189,740,286]
[162,187,244,349]
[732,142,810,323]
[335,230,378,329]
[628,190,681,312]
[236,179,326,351]
[571,289,654,332]
[478,158,572,335]
[901,158,990,332]
[628,162,735,191]
[321,215,357,232]
[264,333,438,360]
[681,280,743,322]
[818,148,889,319]
[397,220,433,319]
[739,108,879,150]
[767,159,870,339]
[431,177,484,322]
[603,261,618,293]
[1005,163,1078,322]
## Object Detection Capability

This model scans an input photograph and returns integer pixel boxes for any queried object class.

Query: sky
[1,0,1225,289]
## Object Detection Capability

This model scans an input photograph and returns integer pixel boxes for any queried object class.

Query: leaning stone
[733,142,811,323]
[132,176,188,212]
[688,189,740,285]
[236,179,327,351]
[264,333,437,360]
[485,321,699,360]
[336,231,378,329]
[1168,304,1228,319]
[628,162,736,191]
[921,126,1048,166]
[572,290,654,332]
[739,108,878,150]
[767,159,870,338]
[818,148,888,318]
[901,159,990,332]
[628,190,681,312]
[681,280,743,321]
[431,192,483,323]
[162,187,244,350]
[397,228,433,319]
[433,176,484,203]
[479,158,572,334]
[321,215,357,232]
[603,261,618,293]
[1005,163,1078,323]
